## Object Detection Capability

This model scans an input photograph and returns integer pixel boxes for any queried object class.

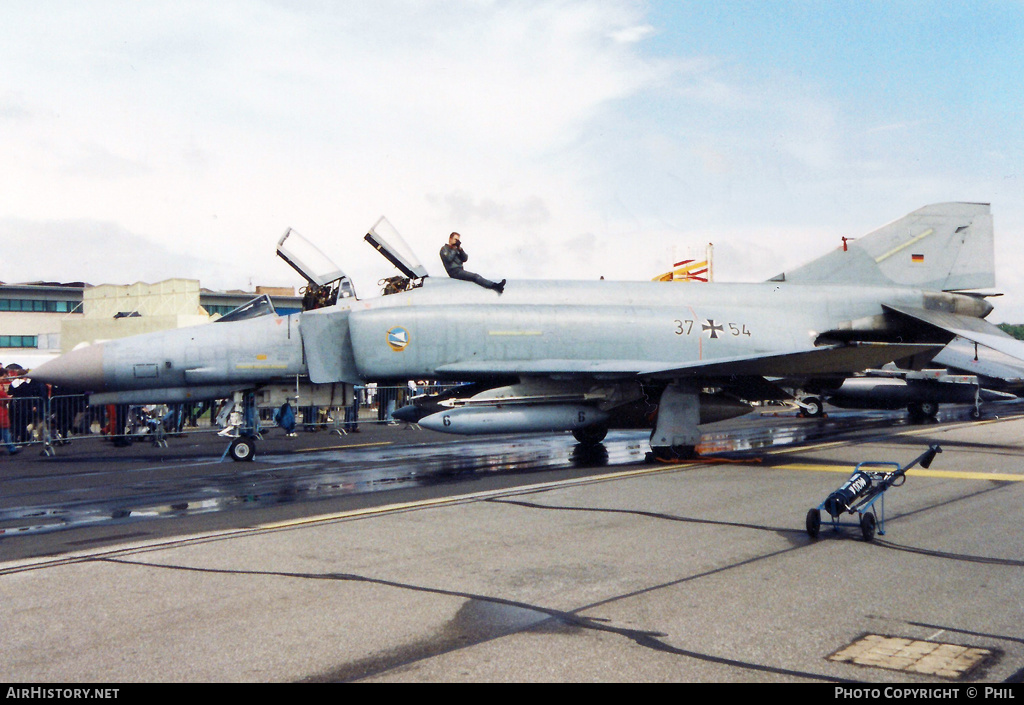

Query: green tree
[997,323,1024,340]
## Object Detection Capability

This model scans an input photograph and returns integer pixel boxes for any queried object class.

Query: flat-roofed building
[0,280,302,369]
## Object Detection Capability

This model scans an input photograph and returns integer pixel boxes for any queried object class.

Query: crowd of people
[1,363,48,455]
[0,364,444,455]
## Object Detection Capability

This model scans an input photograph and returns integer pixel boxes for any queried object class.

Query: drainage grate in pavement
[829,634,994,679]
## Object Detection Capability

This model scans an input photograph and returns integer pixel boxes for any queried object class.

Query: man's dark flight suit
[440,244,504,293]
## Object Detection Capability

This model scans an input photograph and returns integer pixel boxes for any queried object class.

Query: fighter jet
[805,367,1016,421]
[794,334,1024,421]
[32,203,1020,462]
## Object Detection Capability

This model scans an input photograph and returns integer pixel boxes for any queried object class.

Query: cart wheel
[860,512,877,542]
[805,508,821,539]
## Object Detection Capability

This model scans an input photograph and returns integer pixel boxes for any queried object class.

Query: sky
[2,0,1022,319]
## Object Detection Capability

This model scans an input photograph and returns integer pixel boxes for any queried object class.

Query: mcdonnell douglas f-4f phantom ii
[32,202,1023,461]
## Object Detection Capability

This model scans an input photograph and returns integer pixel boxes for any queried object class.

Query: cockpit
[277,227,358,310]
[277,217,428,310]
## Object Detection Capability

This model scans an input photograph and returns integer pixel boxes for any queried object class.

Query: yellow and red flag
[653,244,713,282]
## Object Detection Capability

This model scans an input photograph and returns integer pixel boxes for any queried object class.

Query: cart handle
[881,444,942,490]
[854,461,901,473]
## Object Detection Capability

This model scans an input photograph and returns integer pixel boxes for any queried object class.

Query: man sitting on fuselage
[439,232,505,294]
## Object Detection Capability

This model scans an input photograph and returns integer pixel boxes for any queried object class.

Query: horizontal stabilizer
[883,304,1024,363]
[933,338,1024,388]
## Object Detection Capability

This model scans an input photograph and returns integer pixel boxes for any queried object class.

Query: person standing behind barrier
[345,386,361,433]
[10,372,47,443]
[5,366,27,442]
[0,373,20,455]
[275,401,297,437]
[50,386,86,439]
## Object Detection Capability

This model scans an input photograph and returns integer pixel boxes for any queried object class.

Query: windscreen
[214,294,277,323]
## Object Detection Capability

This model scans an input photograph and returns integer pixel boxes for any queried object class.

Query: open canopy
[276,228,351,289]
[364,216,429,280]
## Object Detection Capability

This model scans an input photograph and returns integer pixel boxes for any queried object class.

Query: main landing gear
[648,383,700,463]
[572,425,608,446]
[907,401,939,423]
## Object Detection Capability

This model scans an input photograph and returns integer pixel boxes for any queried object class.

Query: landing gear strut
[649,383,700,462]
[799,396,825,418]
[222,390,259,462]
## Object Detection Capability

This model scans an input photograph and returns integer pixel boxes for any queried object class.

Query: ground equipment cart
[805,444,941,541]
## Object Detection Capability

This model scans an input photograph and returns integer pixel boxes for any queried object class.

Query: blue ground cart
[805,445,942,541]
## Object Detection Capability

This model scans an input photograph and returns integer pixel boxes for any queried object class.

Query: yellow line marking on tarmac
[764,439,849,455]
[13,414,1024,572]
[764,411,1024,458]
[290,441,393,453]
[0,461,701,576]
[762,413,1024,481]
[14,415,1024,573]
[258,462,695,531]
[774,463,1024,482]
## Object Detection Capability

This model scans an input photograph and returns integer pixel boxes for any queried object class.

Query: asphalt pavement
[1,411,1023,683]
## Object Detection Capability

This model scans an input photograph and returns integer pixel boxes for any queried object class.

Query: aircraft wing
[639,342,942,379]
[435,342,941,380]
[435,359,668,377]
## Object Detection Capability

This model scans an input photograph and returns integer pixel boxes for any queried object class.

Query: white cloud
[0,217,234,287]
[1,0,1022,323]
[1,1,673,294]
[609,24,657,44]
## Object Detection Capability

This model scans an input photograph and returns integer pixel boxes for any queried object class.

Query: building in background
[0,280,302,370]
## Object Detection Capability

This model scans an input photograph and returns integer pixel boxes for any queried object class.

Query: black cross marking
[703,320,724,339]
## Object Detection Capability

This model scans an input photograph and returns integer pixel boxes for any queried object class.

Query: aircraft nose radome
[30,343,107,392]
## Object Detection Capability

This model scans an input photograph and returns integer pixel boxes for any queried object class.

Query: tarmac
[1,411,1023,683]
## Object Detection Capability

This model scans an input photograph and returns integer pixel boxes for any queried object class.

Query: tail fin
[773,203,994,291]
